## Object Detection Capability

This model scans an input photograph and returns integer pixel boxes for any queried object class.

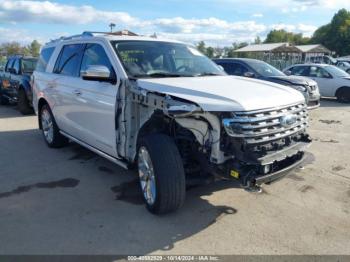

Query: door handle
[73,90,82,96]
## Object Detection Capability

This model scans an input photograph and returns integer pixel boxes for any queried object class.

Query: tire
[0,93,9,105]
[18,88,34,115]
[0,87,9,105]
[137,134,186,214]
[336,87,350,103]
[40,104,69,148]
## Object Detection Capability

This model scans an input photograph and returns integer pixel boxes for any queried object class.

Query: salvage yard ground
[0,100,349,255]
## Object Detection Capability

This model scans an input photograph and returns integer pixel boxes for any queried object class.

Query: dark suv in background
[0,55,38,114]
[214,58,320,109]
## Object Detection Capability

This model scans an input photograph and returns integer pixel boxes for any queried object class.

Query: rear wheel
[18,89,34,115]
[336,87,350,103]
[40,104,68,148]
[137,134,186,214]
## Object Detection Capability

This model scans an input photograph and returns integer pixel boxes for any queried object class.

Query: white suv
[33,32,311,214]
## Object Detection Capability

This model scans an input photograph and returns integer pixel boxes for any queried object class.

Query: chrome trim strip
[232,102,306,115]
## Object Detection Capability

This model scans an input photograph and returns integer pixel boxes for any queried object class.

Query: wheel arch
[335,86,350,97]
[38,98,49,129]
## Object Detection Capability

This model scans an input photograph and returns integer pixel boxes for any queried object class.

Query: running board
[60,131,129,170]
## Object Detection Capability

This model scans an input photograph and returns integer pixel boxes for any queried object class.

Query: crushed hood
[137,76,305,112]
[267,75,316,86]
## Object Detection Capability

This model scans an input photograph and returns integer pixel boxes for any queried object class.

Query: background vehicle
[284,64,350,103]
[214,58,320,109]
[335,61,350,73]
[0,55,38,114]
[33,32,311,214]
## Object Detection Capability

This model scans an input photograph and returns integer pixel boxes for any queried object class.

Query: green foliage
[311,9,350,56]
[254,36,262,44]
[264,29,310,45]
[196,41,207,54]
[27,40,41,57]
[0,40,41,57]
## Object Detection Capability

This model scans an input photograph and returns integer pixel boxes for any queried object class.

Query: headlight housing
[293,85,307,92]
[222,118,244,137]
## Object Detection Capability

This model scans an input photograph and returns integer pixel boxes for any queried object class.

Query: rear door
[307,66,334,97]
[50,43,85,139]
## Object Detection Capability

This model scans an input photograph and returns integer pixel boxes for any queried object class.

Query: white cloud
[0,0,322,46]
[0,0,138,25]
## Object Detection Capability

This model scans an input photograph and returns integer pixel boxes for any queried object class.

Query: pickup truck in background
[0,55,38,114]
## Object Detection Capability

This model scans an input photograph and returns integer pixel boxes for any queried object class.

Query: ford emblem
[280,114,297,127]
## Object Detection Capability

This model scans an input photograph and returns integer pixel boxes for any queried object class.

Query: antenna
[109,23,116,33]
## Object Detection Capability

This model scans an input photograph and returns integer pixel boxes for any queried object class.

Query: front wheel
[336,87,350,103]
[137,134,186,214]
[40,104,68,148]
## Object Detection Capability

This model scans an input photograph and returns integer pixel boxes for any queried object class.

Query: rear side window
[291,66,309,76]
[54,44,84,77]
[221,62,248,76]
[36,47,55,72]
[80,44,113,77]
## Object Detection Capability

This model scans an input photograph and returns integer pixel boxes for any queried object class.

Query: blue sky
[0,0,348,46]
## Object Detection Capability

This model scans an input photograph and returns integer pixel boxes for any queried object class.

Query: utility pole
[109,23,116,33]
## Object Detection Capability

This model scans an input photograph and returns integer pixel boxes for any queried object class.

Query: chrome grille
[223,103,308,144]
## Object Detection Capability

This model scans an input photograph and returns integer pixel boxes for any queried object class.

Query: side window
[310,67,331,78]
[36,47,55,72]
[54,44,83,77]
[13,59,20,74]
[291,66,309,76]
[5,59,14,72]
[80,44,113,77]
[222,63,247,76]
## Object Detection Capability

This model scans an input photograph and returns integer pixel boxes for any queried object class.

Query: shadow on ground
[320,98,350,108]
[0,127,240,254]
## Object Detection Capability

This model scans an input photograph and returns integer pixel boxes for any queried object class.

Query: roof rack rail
[48,31,95,44]
[47,30,139,45]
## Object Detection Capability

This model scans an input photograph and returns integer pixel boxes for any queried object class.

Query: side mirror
[81,65,113,82]
[244,71,255,78]
[285,70,292,76]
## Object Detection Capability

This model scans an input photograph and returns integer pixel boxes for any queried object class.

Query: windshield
[112,41,225,78]
[22,58,38,73]
[247,61,285,77]
[326,65,349,78]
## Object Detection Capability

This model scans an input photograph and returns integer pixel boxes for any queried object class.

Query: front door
[70,43,118,157]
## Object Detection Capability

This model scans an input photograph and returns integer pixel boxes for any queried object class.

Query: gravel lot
[0,100,349,255]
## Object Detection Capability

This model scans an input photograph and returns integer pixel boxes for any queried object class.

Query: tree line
[0,40,41,66]
[197,8,350,58]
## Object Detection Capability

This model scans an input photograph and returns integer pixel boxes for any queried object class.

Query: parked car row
[1,31,348,215]
[213,58,350,103]
[213,58,321,109]
[0,55,38,114]
[284,64,350,103]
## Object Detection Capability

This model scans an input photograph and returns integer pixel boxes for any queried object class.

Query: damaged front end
[124,82,311,191]
[217,102,312,188]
